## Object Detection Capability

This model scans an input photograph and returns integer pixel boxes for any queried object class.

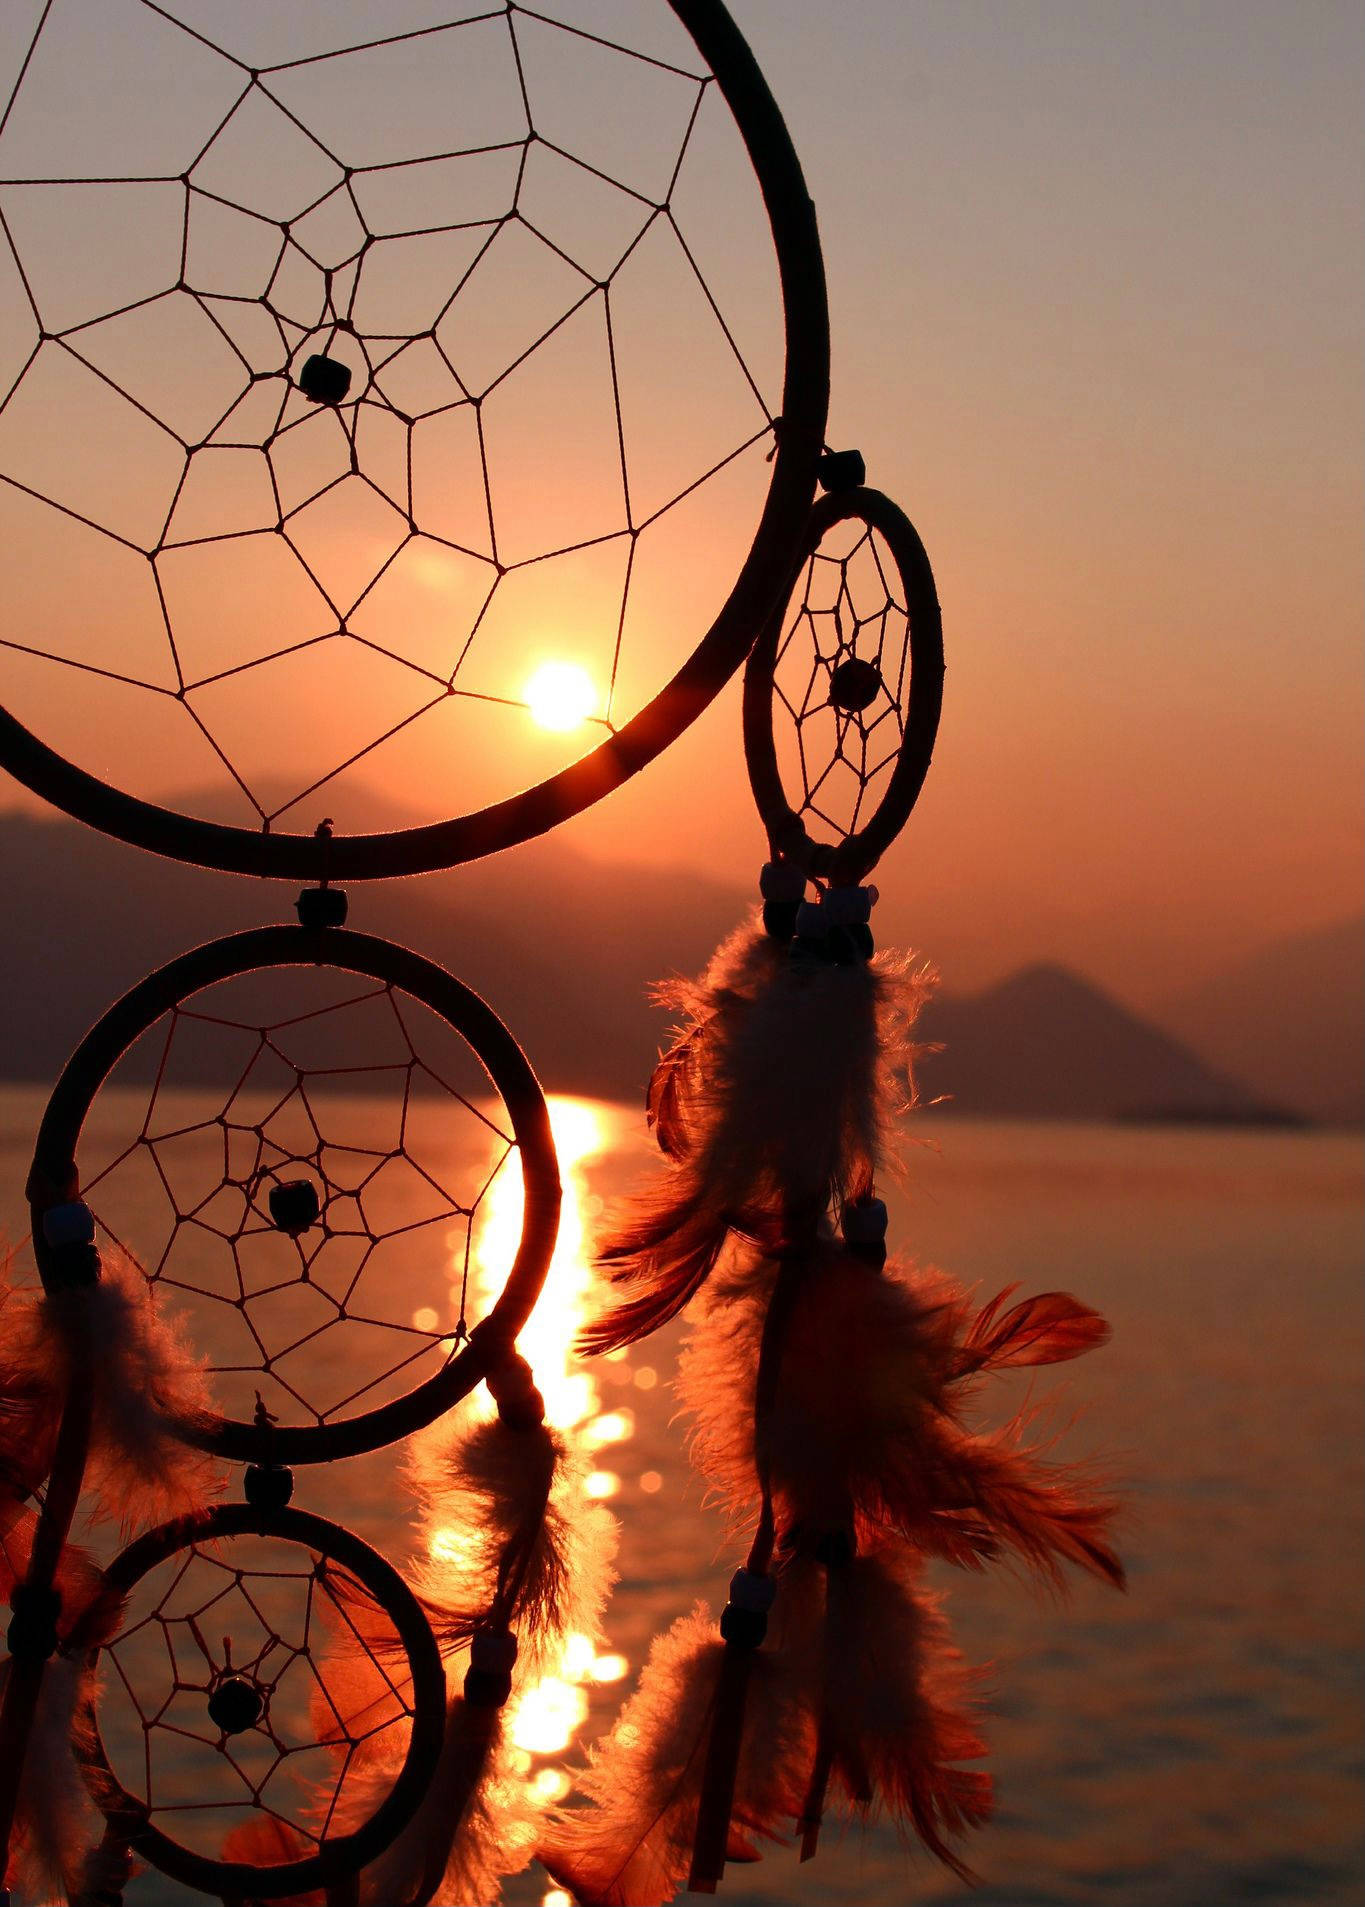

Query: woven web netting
[90,1531,417,1864]
[66,969,523,1430]
[772,517,914,847]
[0,0,783,832]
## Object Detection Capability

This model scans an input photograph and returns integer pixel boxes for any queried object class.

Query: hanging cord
[405,1347,552,1907]
[688,1211,817,1893]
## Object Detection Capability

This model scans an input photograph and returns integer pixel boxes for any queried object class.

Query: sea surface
[2,1085,1361,1907]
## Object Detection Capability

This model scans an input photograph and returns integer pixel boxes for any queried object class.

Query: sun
[525,661,597,732]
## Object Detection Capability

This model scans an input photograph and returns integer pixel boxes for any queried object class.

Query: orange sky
[1,0,1360,1013]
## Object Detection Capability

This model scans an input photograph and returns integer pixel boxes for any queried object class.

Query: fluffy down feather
[406,1410,617,1678]
[1,1267,62,1511]
[581,922,932,1354]
[542,1608,812,1907]
[677,1242,1123,1588]
[771,1548,991,1878]
[1,1652,101,1905]
[6,1250,218,1534]
[1,1507,107,1628]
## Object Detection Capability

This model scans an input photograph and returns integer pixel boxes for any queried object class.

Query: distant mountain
[0,811,1292,1124]
[913,963,1296,1124]
[0,808,748,1102]
[1158,917,1364,1126]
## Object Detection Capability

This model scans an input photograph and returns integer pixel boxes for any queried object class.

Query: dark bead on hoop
[762,898,800,942]
[295,884,348,930]
[244,1462,295,1511]
[207,1674,265,1735]
[817,447,866,493]
[719,1603,767,1649]
[6,1582,62,1661]
[829,655,883,712]
[465,1627,518,1707]
[298,353,352,405]
[268,1180,319,1235]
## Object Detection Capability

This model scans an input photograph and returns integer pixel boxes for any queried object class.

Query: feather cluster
[678,1241,1123,1590]
[1,1652,100,1905]
[304,1383,618,1905]
[2,1249,218,1536]
[554,892,1122,1901]
[541,1607,811,1906]
[405,1407,616,1677]
[0,1580,132,1907]
[580,919,931,1353]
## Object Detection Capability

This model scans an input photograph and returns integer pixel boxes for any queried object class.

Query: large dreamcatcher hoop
[69,1502,446,1901]
[0,0,830,877]
[28,924,561,1465]
[743,485,944,885]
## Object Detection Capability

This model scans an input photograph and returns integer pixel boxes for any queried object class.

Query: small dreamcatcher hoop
[0,0,830,878]
[28,925,561,1465]
[743,485,944,884]
[69,1502,445,1901]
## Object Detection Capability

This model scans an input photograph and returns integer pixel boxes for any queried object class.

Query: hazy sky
[1,0,1360,1011]
[561,0,1362,1007]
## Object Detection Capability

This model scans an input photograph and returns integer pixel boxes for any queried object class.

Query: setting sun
[525,660,597,732]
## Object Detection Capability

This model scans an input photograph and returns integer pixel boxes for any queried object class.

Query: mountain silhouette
[1158,916,1363,1126]
[913,962,1295,1123]
[0,809,1294,1122]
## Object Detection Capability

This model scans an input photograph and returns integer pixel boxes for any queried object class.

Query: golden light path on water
[428,1097,637,1890]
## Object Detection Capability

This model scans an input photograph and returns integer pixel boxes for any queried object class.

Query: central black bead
[298,353,352,405]
[829,655,883,712]
[207,1674,264,1735]
[269,1179,320,1235]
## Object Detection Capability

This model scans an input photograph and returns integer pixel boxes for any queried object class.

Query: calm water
[2,1085,1361,1907]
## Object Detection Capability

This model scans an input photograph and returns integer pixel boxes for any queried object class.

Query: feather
[880,1423,1127,1592]
[1,1651,102,1905]
[581,922,932,1356]
[1,1268,61,1507]
[677,1241,1123,1589]
[644,1024,708,1162]
[5,1249,219,1536]
[407,1407,617,1679]
[961,1286,1110,1371]
[771,1548,992,1879]
[542,1608,811,1907]
[303,1386,616,1905]
[1,1508,107,1626]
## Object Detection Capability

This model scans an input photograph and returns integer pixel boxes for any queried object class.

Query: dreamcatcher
[0,1,831,1900]
[2,4,1115,1905]
[546,485,1123,1902]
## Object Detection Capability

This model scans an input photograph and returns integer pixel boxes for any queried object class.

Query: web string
[0,0,779,829]
[75,976,521,1430]
[773,523,913,844]
[96,1536,417,1860]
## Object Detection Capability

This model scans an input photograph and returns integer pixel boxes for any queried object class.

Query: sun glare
[525,660,597,731]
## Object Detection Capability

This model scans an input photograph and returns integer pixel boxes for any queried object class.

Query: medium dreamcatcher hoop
[0,0,830,877]
[743,485,945,886]
[68,1502,447,1900]
[28,925,561,1465]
